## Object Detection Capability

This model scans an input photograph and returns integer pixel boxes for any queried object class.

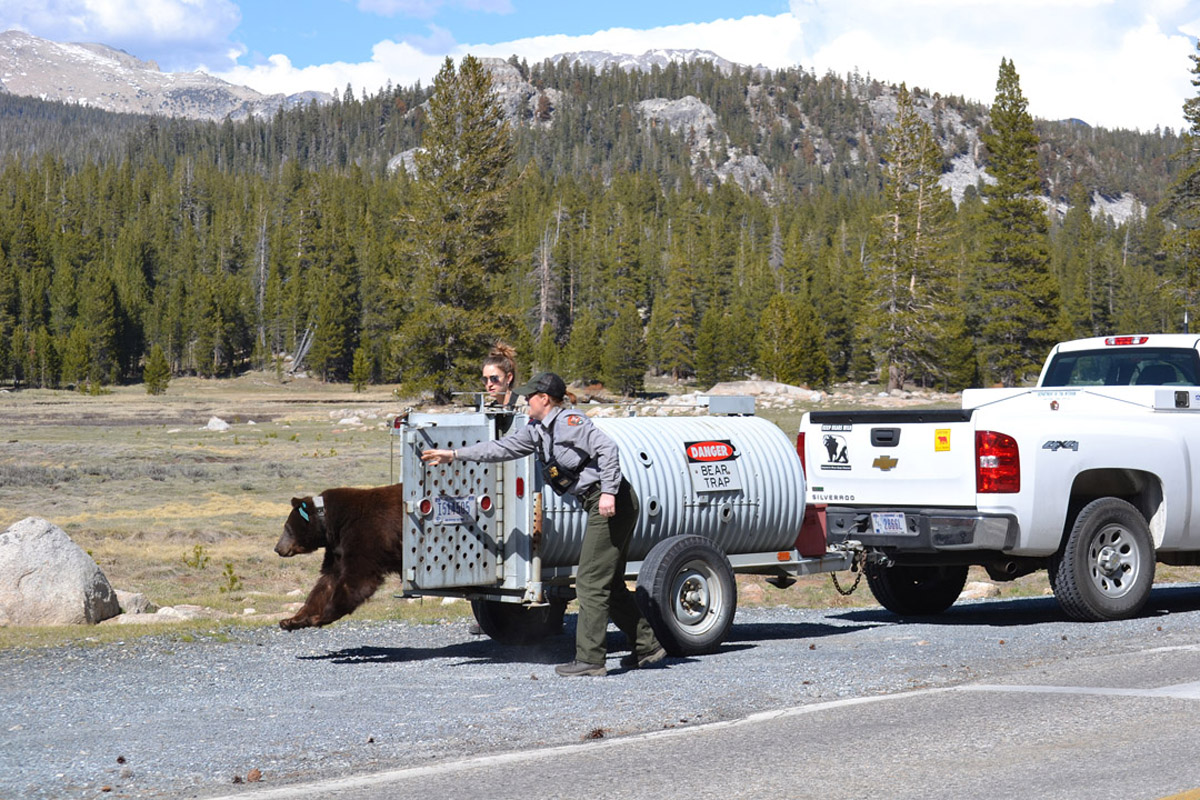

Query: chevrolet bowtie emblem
[872,455,898,471]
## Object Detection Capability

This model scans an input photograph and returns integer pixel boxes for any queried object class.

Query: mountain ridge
[0,30,329,121]
[0,30,1174,225]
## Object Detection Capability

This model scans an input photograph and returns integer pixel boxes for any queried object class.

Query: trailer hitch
[830,541,866,596]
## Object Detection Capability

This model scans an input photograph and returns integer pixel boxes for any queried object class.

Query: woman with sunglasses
[480,342,519,437]
[481,342,517,410]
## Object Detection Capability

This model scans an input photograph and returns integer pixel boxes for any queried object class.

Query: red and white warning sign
[684,439,742,492]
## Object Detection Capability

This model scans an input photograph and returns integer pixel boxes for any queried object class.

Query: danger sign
[684,439,742,492]
[686,440,735,462]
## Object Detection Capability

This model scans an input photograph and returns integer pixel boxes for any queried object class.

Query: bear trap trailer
[395,399,852,655]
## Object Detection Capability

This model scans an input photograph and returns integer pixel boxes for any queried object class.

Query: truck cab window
[1043,348,1200,387]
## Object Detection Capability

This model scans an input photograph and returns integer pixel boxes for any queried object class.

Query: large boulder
[0,517,120,625]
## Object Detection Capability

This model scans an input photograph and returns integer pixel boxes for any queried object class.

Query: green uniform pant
[574,479,660,665]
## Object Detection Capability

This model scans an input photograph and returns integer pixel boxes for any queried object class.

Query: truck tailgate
[804,410,978,508]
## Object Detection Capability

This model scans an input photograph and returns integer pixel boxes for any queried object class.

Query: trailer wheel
[635,535,737,656]
[470,598,566,645]
[863,562,968,616]
[1049,497,1154,621]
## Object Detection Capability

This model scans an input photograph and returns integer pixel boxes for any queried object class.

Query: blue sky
[2,0,1198,132]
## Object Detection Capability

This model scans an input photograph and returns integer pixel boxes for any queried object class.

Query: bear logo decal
[823,434,849,464]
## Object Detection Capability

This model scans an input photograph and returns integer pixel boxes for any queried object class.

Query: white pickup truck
[799,334,1200,622]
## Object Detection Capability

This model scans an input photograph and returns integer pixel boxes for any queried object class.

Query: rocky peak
[549,48,751,76]
[0,29,329,121]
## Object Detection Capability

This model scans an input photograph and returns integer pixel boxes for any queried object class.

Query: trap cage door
[400,413,502,591]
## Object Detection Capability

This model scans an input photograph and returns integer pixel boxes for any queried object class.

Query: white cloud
[2,0,1162,131]
[210,40,450,98]
[465,15,807,69]
[786,0,1195,131]
[207,14,807,102]
[209,4,1193,131]
[0,0,240,70]
[355,0,513,16]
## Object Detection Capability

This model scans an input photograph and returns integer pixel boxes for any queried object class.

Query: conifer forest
[1,50,1199,398]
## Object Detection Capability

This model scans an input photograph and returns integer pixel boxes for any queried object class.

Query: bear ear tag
[297,501,310,522]
[313,495,325,510]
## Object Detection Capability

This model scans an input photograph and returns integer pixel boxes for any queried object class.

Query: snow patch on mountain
[0,30,328,121]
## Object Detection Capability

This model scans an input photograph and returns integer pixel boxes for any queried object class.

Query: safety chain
[830,548,864,596]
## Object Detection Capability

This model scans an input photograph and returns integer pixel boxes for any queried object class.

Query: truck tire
[635,535,737,656]
[863,562,968,616]
[470,598,566,645]
[1049,497,1154,621]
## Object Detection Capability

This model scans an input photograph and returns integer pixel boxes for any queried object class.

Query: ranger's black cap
[513,371,566,400]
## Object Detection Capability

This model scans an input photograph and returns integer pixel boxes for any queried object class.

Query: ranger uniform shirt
[453,406,622,497]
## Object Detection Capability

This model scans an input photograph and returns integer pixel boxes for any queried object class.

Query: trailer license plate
[432,495,475,525]
[871,512,909,535]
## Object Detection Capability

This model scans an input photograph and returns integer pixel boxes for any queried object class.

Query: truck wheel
[470,598,566,645]
[636,535,737,656]
[1050,497,1154,622]
[863,562,968,616]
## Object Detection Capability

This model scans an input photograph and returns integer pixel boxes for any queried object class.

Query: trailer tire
[635,535,737,656]
[1049,497,1154,621]
[470,598,566,645]
[863,562,968,616]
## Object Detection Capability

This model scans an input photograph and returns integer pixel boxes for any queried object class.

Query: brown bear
[274,483,405,630]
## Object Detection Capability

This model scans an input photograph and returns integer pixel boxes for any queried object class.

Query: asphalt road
[8,586,1200,800]
[216,639,1200,800]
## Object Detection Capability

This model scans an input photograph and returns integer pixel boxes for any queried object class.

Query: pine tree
[758,294,804,384]
[725,303,760,380]
[31,326,58,388]
[60,325,90,390]
[144,343,171,395]
[0,246,14,382]
[565,309,603,384]
[393,55,515,402]
[601,302,646,396]
[975,59,1062,386]
[795,298,833,388]
[694,304,729,389]
[531,327,559,374]
[646,250,698,381]
[870,84,957,390]
[1161,37,1200,329]
[350,345,372,392]
[79,266,119,387]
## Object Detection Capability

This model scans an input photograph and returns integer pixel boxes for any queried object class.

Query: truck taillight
[1105,336,1149,346]
[976,431,1020,493]
[796,432,807,475]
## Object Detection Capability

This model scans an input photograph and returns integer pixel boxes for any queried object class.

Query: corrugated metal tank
[539,415,806,565]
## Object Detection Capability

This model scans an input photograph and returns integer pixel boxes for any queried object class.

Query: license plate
[871,512,909,535]
[432,495,475,525]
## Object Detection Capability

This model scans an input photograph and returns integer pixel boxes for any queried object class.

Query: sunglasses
[483,375,505,384]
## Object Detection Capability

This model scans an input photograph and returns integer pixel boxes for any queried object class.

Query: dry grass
[5,374,1198,649]
[1,373,449,647]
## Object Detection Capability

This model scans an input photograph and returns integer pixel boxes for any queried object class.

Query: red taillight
[515,477,525,499]
[479,495,492,512]
[418,498,433,516]
[1105,336,1149,346]
[796,431,807,475]
[976,430,1020,493]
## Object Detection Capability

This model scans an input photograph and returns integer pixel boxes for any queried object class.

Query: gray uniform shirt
[454,406,622,496]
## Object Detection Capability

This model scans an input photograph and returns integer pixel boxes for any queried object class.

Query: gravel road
[7,585,1200,800]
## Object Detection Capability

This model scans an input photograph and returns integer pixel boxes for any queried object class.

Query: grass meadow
[6,373,1169,648]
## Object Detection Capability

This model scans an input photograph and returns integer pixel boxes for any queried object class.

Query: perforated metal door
[400,413,501,590]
